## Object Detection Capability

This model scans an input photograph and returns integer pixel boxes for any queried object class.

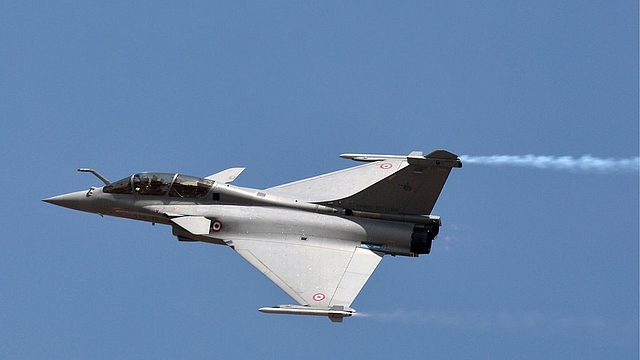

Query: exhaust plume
[459,155,639,174]
[356,309,633,345]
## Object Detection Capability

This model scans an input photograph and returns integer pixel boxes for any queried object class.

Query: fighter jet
[44,150,462,322]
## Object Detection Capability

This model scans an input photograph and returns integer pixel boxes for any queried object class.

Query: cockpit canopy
[103,173,215,198]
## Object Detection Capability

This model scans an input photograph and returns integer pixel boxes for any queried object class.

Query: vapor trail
[356,309,634,345]
[459,155,639,174]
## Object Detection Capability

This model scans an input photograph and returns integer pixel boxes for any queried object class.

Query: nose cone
[43,190,95,213]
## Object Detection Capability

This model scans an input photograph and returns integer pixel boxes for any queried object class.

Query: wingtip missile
[340,153,406,162]
[258,305,355,322]
[340,150,462,168]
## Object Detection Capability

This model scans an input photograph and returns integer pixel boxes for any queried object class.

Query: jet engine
[410,224,439,254]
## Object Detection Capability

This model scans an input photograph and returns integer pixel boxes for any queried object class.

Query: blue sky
[2,1,638,359]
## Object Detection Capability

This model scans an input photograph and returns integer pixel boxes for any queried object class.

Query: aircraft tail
[265,150,462,216]
[334,150,461,215]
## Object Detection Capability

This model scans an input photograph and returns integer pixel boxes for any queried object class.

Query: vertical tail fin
[265,150,461,216]
[333,150,462,215]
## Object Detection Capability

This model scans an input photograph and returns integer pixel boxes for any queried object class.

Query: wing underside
[226,236,383,308]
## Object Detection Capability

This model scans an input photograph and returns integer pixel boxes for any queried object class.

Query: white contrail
[459,155,639,174]
[357,309,634,345]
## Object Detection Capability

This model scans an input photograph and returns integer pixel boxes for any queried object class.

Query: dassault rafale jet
[44,150,462,322]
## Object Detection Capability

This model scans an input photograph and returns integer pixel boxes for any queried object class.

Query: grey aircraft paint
[44,150,462,322]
